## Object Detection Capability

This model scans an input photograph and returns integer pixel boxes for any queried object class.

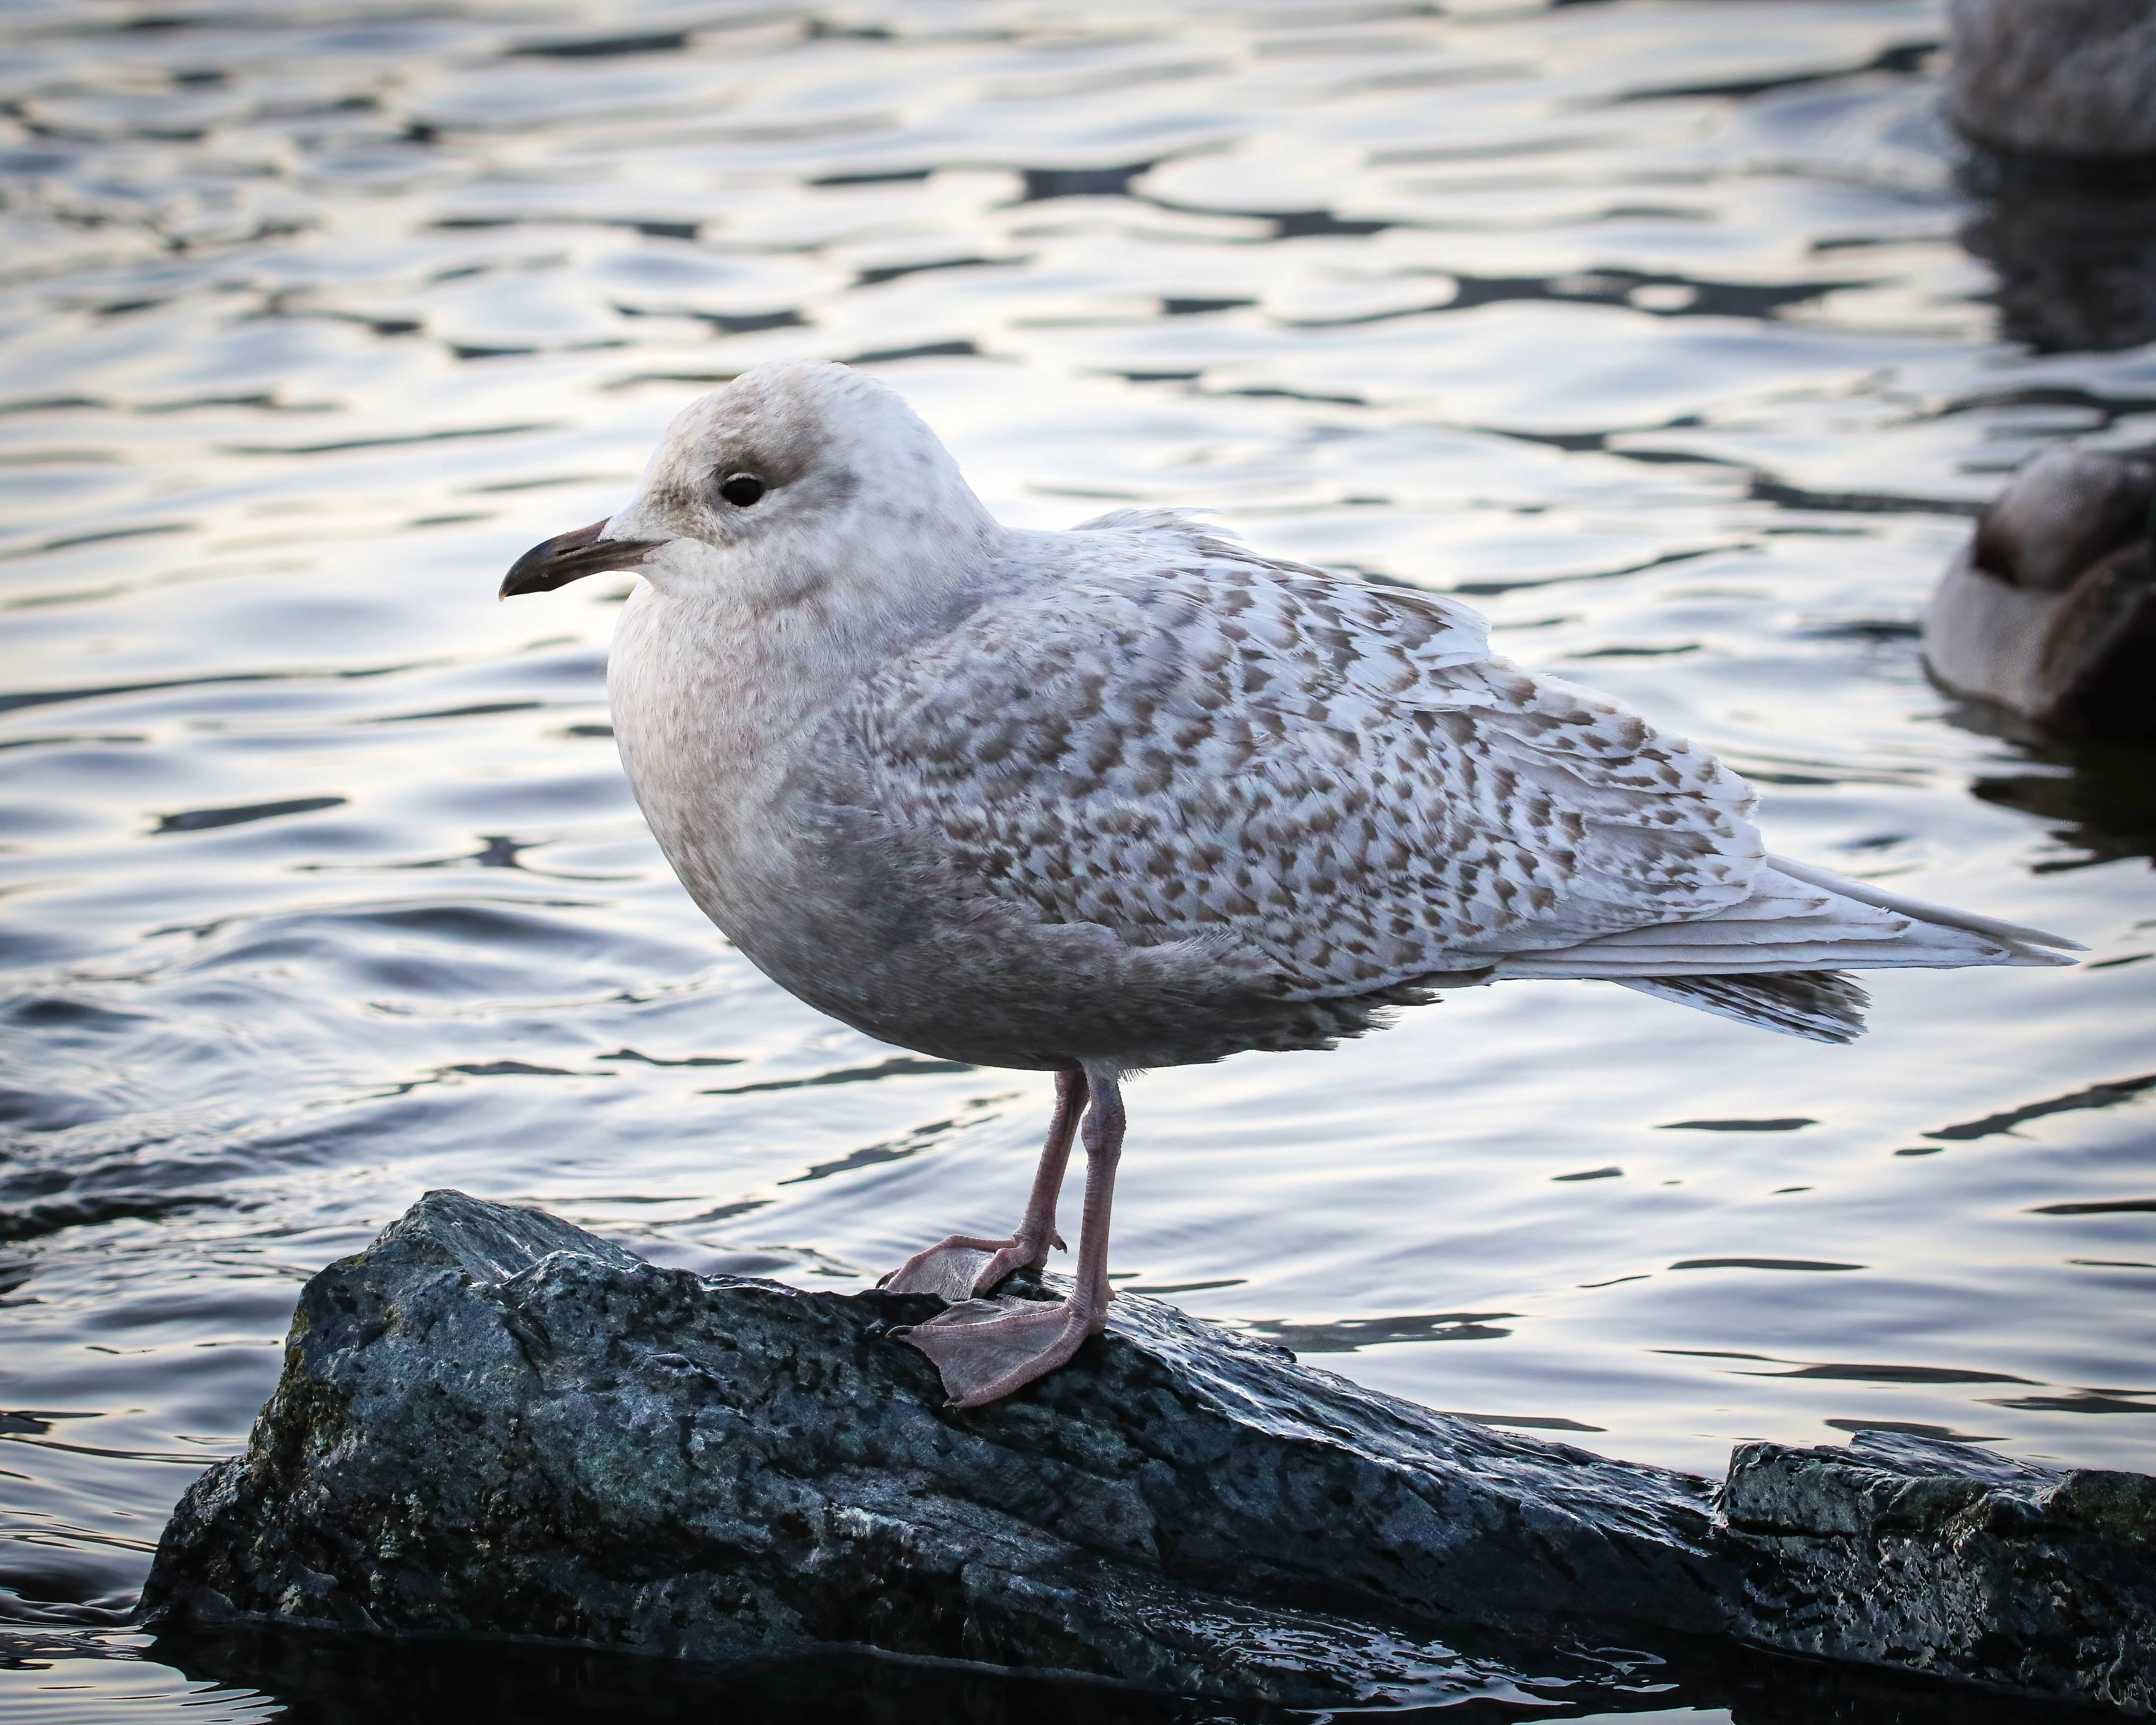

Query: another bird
[1945,1,2156,355]
[1925,447,2156,741]
[501,363,2079,1410]
[1946,0,2156,161]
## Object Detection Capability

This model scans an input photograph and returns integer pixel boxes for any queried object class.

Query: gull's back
[840,509,1762,989]
[763,510,2068,1069]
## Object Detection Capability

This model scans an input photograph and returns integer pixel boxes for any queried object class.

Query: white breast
[608,580,843,931]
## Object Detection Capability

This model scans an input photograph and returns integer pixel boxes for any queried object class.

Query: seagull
[501,362,2080,1410]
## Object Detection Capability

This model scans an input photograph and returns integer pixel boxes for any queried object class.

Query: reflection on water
[1,0,2153,1716]
[1936,684,2156,870]
[1970,741,2156,874]
[0,1621,2101,1725]
[1961,169,2156,355]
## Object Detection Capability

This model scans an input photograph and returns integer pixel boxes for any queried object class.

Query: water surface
[3,0,2153,1718]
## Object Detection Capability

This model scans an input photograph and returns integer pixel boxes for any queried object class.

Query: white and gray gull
[500,362,2080,1410]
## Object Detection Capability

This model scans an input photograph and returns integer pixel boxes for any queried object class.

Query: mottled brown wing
[847,551,1763,999]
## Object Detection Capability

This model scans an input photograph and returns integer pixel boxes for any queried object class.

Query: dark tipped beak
[499,519,665,598]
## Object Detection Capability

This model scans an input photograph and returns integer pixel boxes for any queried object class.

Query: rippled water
[3,0,2154,1718]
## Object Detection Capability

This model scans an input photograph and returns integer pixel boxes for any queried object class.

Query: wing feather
[846,535,1765,999]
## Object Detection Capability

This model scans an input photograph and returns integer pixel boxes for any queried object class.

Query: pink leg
[879,1068,1084,1302]
[897,1062,1125,1408]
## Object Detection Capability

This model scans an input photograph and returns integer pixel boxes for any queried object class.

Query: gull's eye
[719,472,766,508]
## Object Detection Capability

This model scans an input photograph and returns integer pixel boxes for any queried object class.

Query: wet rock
[140,1193,1738,1707]
[143,1193,2154,1711]
[1724,1432,2155,1713]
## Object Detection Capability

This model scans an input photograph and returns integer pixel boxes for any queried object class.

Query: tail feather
[1496,861,2079,983]
[1617,970,1869,1044]
[1765,854,2084,960]
[1490,857,2078,1041]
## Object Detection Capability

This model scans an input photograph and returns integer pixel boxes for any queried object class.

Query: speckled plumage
[846,510,1760,998]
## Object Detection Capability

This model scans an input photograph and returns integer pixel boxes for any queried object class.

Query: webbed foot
[894,1294,1101,1408]
[878,1230,1062,1302]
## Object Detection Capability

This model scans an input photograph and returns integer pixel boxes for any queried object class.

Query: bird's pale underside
[502,360,2078,1409]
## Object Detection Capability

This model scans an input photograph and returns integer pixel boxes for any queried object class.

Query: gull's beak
[499,519,666,599]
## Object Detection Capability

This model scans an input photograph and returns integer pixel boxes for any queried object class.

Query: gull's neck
[605,521,1015,869]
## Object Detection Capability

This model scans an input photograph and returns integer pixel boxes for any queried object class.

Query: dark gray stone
[142,1192,2154,1712]
[1723,1431,2155,1713]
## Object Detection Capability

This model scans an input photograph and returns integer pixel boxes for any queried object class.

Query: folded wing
[846,520,2075,1042]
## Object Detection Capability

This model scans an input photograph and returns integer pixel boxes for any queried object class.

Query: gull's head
[499,361,997,604]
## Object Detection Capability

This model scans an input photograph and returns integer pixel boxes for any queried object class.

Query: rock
[142,1192,2155,1712]
[139,1193,1736,1708]
[1724,1431,2156,1713]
